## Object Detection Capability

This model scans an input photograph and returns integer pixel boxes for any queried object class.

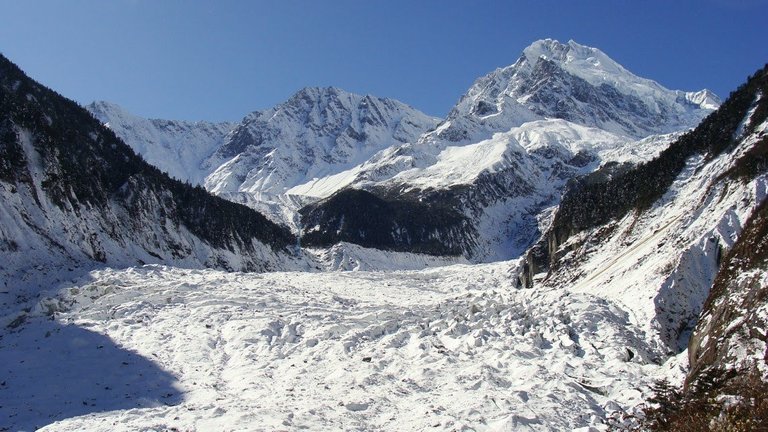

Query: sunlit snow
[4,262,681,431]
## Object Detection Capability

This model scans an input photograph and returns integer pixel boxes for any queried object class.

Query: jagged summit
[284,86,384,106]
[203,86,440,196]
[524,39,721,111]
[521,39,636,87]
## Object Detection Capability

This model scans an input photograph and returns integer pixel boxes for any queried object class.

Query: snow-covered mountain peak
[279,86,351,113]
[682,88,721,110]
[523,38,581,63]
[440,39,719,141]
[274,86,431,128]
[87,100,129,122]
[522,39,632,85]
[203,86,440,197]
[285,85,350,103]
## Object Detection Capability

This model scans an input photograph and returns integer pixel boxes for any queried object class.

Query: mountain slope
[526,63,768,364]
[86,40,720,262]
[86,101,235,185]
[685,67,768,388]
[688,195,768,381]
[0,54,302,298]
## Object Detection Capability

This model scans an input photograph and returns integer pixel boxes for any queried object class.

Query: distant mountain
[203,87,440,197]
[89,88,440,229]
[0,54,303,290]
[87,101,235,185]
[436,38,718,143]
[299,39,719,259]
[89,39,720,261]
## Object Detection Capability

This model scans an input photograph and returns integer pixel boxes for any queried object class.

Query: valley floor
[2,262,685,431]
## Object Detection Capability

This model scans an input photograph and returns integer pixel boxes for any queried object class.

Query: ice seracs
[16,261,672,431]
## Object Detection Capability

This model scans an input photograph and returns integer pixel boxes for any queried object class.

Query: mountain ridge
[89,39,719,260]
[292,39,719,259]
[86,100,236,185]
[438,39,718,145]
[0,53,304,298]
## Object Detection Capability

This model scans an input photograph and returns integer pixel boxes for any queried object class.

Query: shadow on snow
[0,318,181,431]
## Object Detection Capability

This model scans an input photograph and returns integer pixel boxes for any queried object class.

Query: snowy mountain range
[89,39,719,261]
[296,40,718,260]
[89,87,440,230]
[2,39,766,431]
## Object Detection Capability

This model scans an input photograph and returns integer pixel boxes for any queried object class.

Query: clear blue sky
[1,0,766,121]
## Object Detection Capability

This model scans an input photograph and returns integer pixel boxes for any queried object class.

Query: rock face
[0,54,302,287]
[686,67,768,385]
[688,197,768,385]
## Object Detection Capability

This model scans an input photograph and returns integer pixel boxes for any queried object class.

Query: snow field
[5,261,680,432]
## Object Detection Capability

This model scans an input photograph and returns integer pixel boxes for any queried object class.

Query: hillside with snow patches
[2,40,767,431]
[0,52,313,303]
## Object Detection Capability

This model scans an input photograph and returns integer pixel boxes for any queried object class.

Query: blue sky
[1,0,766,121]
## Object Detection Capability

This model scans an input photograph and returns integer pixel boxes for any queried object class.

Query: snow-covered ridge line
[522,39,720,112]
[201,86,440,196]
[86,39,720,260]
[442,38,718,144]
[87,101,236,185]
